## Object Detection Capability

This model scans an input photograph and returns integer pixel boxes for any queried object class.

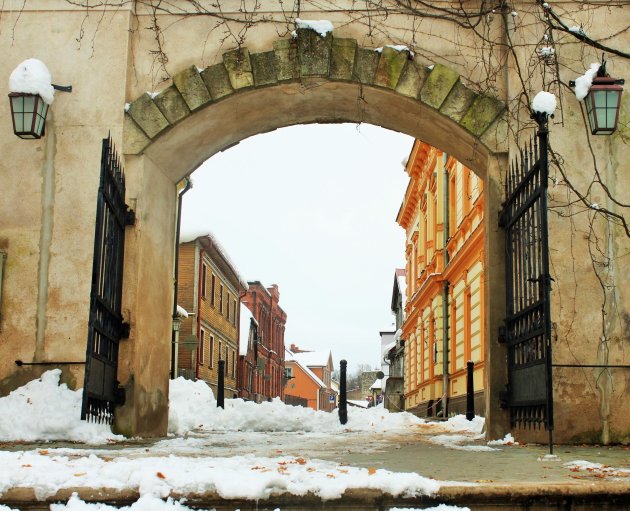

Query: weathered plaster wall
[0,5,132,393]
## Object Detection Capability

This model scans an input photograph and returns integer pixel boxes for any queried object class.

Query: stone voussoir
[153,85,191,125]
[439,81,478,123]
[354,47,380,85]
[374,46,411,90]
[200,63,234,100]
[395,59,429,100]
[460,94,505,136]
[420,63,460,110]
[330,38,358,81]
[172,65,212,112]
[273,39,299,82]
[251,50,278,87]
[127,93,170,139]
[223,48,254,90]
[123,113,151,155]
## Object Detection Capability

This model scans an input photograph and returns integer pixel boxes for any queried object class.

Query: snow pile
[168,377,424,435]
[0,370,123,444]
[375,45,415,57]
[295,19,333,37]
[574,63,600,101]
[0,451,440,502]
[429,433,497,452]
[569,25,586,36]
[564,460,630,478]
[9,58,55,104]
[441,415,485,434]
[487,433,518,446]
[51,494,199,511]
[532,91,557,116]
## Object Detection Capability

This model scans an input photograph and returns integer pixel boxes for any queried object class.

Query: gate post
[338,360,347,425]
[217,359,225,409]
[466,361,475,421]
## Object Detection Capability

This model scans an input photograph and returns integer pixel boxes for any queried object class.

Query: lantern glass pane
[585,94,595,131]
[593,90,607,108]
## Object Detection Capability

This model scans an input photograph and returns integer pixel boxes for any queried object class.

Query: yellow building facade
[397,140,484,417]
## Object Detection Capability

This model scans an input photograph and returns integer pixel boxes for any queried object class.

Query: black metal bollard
[338,359,347,425]
[466,360,475,421]
[217,359,225,409]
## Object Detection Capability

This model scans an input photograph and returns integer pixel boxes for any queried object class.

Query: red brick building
[238,282,287,401]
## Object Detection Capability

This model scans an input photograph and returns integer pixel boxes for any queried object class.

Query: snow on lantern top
[295,18,334,37]
[9,59,55,105]
[574,63,600,101]
[532,91,557,116]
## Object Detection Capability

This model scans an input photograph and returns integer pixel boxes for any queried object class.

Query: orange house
[397,140,484,417]
[284,348,336,412]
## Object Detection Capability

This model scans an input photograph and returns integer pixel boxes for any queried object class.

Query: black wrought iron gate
[499,114,554,445]
[81,136,134,423]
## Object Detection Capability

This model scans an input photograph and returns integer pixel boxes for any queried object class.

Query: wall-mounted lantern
[571,59,624,135]
[8,58,72,139]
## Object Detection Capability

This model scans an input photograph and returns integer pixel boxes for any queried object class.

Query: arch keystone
[297,28,332,76]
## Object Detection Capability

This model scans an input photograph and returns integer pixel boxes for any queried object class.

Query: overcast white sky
[181,123,413,370]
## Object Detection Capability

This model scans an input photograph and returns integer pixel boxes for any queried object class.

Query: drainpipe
[442,280,450,417]
[443,152,450,267]
[171,178,193,379]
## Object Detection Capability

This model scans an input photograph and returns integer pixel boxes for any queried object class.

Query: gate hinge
[121,322,131,339]
[125,206,136,226]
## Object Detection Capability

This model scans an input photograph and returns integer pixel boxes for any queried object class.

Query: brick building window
[232,349,236,377]
[201,264,207,299]
[232,299,237,326]
[199,329,206,365]
[219,284,224,314]
[227,292,231,321]
[211,274,216,306]
[209,335,214,367]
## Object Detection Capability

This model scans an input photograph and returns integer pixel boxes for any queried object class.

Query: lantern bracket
[52,84,72,93]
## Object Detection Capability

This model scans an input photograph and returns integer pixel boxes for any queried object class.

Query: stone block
[480,112,509,153]
[330,38,357,81]
[374,46,410,89]
[420,64,460,109]
[354,48,380,85]
[153,85,190,124]
[223,48,254,90]
[172,65,212,111]
[395,60,429,99]
[123,114,151,154]
[251,51,278,87]
[127,93,170,139]
[460,94,505,136]
[440,82,477,122]
[296,28,332,76]
[273,39,298,81]
[201,64,234,100]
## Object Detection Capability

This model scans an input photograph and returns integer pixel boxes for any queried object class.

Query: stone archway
[116,28,509,438]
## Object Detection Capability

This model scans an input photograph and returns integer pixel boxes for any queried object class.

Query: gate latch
[121,322,131,339]
[124,205,136,226]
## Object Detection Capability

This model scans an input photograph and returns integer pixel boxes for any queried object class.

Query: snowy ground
[1,372,627,510]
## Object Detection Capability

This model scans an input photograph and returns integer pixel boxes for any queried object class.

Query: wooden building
[397,140,484,417]
[176,233,247,398]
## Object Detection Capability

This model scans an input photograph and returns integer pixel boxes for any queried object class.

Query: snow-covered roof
[370,379,382,390]
[382,341,396,357]
[292,350,332,368]
[180,229,248,291]
[285,349,327,388]
[239,303,257,356]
